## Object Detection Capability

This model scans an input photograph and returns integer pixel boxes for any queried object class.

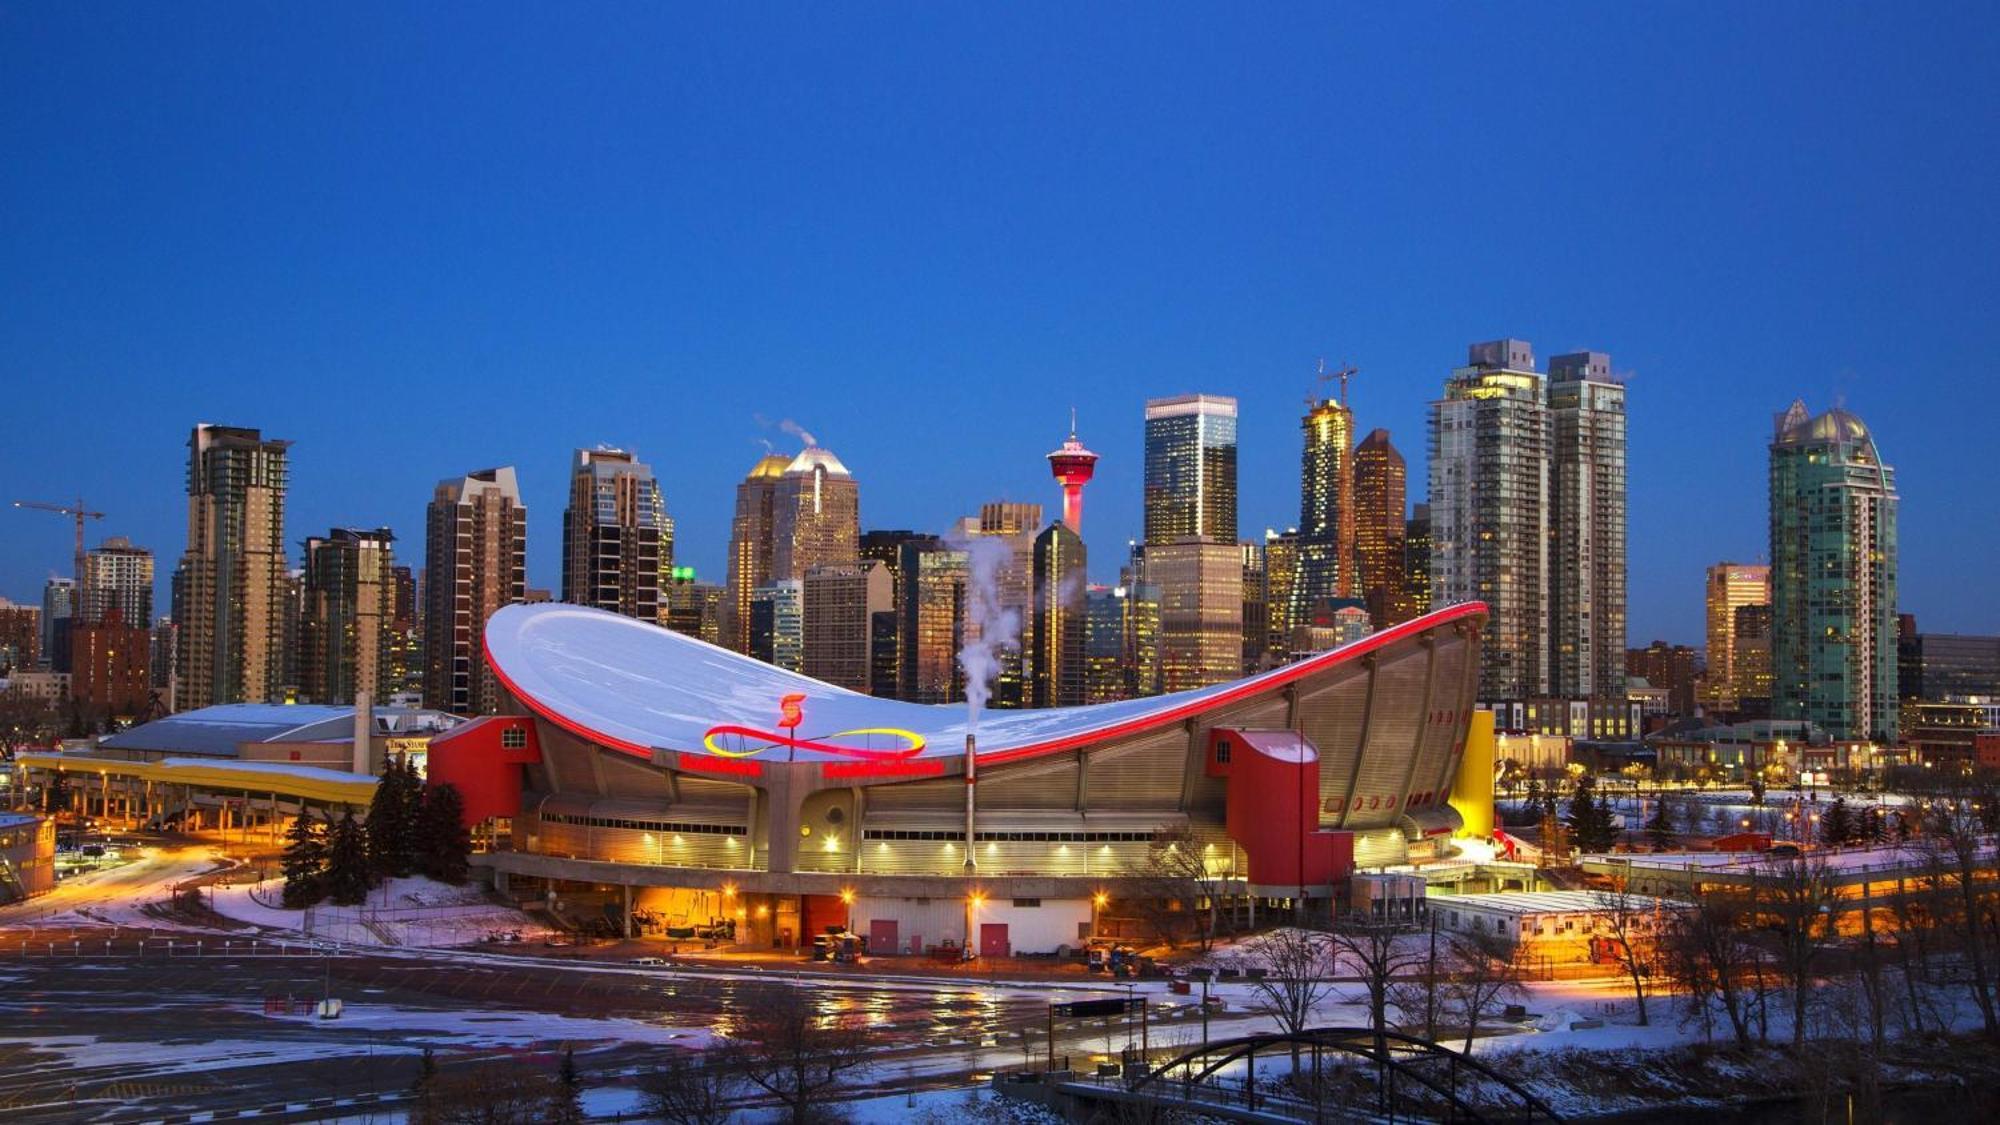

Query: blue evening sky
[3,5,1996,645]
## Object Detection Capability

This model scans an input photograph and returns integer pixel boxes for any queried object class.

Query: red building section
[1207,728,1355,889]
[1977,732,2000,772]
[425,716,541,825]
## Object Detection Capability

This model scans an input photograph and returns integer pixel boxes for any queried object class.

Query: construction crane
[1309,358,1360,407]
[12,497,106,586]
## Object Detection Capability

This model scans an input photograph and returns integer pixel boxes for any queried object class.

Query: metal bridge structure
[1018,1025,1563,1124]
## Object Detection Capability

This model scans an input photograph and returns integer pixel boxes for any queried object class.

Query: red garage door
[979,923,1010,959]
[868,919,899,956]
[802,894,847,939]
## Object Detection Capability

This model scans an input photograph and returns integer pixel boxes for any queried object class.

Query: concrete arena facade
[433,600,1487,954]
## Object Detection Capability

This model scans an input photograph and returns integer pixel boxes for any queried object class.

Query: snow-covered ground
[1593,839,1997,876]
[207,874,558,949]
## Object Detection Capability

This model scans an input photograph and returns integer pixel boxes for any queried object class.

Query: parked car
[628,956,668,966]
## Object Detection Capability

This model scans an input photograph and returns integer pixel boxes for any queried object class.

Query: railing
[1124,1026,1564,1123]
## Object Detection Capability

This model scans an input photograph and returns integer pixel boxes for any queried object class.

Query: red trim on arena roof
[484,601,1486,773]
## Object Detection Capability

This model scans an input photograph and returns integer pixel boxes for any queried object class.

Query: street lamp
[1091,891,1109,939]
[839,887,855,935]
[964,889,987,962]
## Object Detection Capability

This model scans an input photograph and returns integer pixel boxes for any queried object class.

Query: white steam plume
[752,413,819,449]
[954,535,1020,733]
[779,418,818,448]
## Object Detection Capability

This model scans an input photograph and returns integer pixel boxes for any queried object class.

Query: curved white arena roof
[484,601,1485,768]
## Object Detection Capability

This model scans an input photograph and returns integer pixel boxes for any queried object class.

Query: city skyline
[5,7,1999,645]
[0,363,1951,651]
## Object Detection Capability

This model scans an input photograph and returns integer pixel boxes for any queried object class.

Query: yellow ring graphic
[701,725,927,760]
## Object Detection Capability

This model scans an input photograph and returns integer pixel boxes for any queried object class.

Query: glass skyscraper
[1352,429,1408,628]
[1769,401,1899,741]
[1290,395,1355,635]
[1143,394,1238,546]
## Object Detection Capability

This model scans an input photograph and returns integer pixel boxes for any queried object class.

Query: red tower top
[1045,412,1099,533]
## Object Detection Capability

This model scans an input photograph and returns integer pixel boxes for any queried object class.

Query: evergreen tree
[1646,798,1677,851]
[324,810,374,905]
[414,783,472,884]
[1523,778,1545,823]
[551,1047,585,1125]
[366,756,421,880]
[280,813,328,908]
[1821,796,1854,846]
[43,770,70,815]
[1862,805,1888,845]
[1566,776,1615,853]
[1748,774,1766,806]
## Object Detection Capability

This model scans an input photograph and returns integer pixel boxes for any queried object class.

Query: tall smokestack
[352,690,372,775]
[963,732,977,875]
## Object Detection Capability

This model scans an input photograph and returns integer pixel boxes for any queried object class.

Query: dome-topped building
[1768,399,1898,741]
[746,452,792,481]
[1774,400,1875,448]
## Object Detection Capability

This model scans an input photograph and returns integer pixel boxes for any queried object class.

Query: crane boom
[1310,358,1361,408]
[12,497,107,587]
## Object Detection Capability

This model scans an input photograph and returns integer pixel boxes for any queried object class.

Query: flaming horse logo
[701,693,926,761]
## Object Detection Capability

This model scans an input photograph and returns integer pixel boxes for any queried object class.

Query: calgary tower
[1045,410,1099,533]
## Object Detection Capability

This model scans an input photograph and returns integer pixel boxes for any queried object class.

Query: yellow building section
[15,753,378,809]
[1449,710,1496,838]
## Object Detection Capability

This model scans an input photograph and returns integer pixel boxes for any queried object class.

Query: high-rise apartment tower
[562,447,673,622]
[423,467,527,716]
[171,424,292,708]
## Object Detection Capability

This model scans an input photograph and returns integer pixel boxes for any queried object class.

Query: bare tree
[0,688,58,757]
[1854,886,1889,1051]
[640,1051,744,1125]
[1244,925,1335,1075]
[1765,854,1837,1049]
[413,1064,561,1125]
[733,988,873,1123]
[1123,823,1232,951]
[1590,884,1662,1026]
[1388,916,1444,1041]
[1660,884,1758,1047]
[1889,866,1950,1035]
[1922,792,2000,1036]
[1443,931,1523,1053]
[1332,914,1426,1042]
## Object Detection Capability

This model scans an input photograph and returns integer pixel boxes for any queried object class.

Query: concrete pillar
[622,884,633,939]
[352,690,373,775]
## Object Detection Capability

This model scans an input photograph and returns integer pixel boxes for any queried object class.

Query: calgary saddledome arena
[429,600,1488,956]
